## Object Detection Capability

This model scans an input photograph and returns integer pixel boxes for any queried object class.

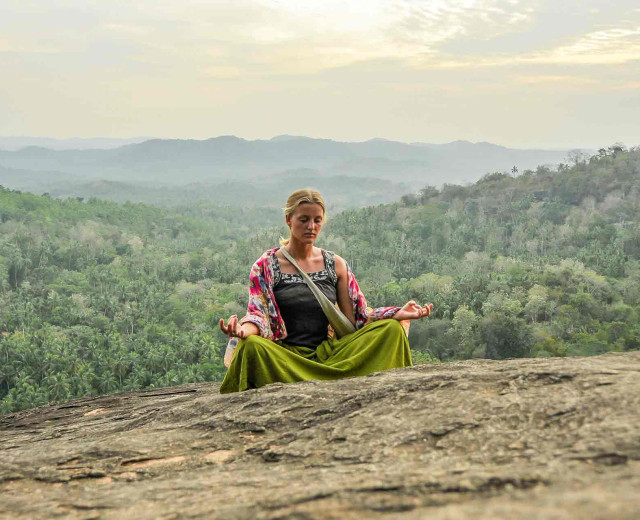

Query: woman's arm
[337,254,400,328]
[237,255,275,339]
[336,254,432,332]
[222,253,275,369]
[334,254,357,326]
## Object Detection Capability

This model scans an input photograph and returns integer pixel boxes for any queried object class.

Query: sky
[1,0,639,149]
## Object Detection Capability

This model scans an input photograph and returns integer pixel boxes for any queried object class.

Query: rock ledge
[2,352,640,519]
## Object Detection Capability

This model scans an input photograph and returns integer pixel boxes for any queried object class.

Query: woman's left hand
[393,301,433,321]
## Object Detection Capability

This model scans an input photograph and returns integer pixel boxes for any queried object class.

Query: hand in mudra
[393,301,433,321]
[219,315,249,338]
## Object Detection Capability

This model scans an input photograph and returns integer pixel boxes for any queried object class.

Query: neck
[285,238,315,260]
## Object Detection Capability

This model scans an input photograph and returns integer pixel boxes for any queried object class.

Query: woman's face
[286,203,324,244]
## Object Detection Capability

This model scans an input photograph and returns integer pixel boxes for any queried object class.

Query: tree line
[323,144,640,361]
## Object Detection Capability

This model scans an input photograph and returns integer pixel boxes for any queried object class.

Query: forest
[1,144,639,413]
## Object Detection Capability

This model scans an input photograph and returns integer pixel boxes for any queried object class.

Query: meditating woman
[219,189,432,393]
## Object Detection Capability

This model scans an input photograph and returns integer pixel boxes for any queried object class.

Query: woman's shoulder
[248,248,280,288]
[250,248,280,280]
[324,250,344,264]
[322,250,349,277]
[254,247,280,266]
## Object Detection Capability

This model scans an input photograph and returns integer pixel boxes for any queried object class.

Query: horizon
[0,133,606,152]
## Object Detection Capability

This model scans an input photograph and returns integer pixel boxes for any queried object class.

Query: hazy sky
[1,0,639,148]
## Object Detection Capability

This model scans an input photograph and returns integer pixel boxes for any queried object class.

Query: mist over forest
[1,139,638,414]
[0,136,571,211]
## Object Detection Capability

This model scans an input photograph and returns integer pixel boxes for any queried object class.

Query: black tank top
[273,249,338,348]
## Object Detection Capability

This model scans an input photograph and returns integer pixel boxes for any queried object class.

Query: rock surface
[2,352,640,519]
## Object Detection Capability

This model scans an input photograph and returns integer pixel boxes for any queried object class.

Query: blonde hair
[279,189,326,246]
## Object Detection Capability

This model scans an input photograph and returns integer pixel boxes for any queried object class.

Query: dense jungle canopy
[1,144,639,413]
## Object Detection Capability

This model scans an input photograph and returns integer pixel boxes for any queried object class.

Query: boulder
[2,352,640,519]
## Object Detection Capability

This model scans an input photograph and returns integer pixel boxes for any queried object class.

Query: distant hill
[0,164,411,211]
[0,136,572,188]
[0,136,152,151]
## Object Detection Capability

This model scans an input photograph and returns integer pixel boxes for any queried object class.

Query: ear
[285,214,291,227]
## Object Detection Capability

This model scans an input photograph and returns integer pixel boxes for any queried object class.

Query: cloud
[396,23,640,70]
[4,1,636,76]
[513,74,599,88]
[543,26,640,64]
[387,0,535,51]
[103,24,153,37]
[200,65,246,80]
[0,40,65,54]
[609,80,640,90]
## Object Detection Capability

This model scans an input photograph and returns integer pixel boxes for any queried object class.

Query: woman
[219,189,432,393]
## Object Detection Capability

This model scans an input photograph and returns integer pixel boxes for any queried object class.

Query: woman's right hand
[219,315,245,338]
[393,301,433,321]
[219,315,256,339]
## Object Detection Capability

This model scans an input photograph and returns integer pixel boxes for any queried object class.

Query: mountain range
[0,135,573,183]
[0,135,577,208]
[0,136,152,151]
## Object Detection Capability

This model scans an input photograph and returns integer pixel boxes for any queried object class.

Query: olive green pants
[220,319,412,393]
